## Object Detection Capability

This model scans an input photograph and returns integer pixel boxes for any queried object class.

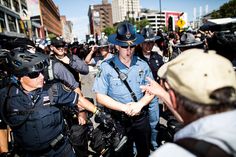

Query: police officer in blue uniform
[0,48,85,157]
[93,22,156,157]
[138,26,164,150]
[50,37,89,89]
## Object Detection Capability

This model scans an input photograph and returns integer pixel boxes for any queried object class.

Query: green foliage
[135,19,150,32]
[48,33,56,39]
[211,0,236,18]
[102,26,116,36]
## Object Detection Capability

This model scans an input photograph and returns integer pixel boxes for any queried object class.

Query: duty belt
[27,133,66,154]
[111,107,148,126]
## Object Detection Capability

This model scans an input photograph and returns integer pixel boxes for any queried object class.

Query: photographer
[85,38,113,68]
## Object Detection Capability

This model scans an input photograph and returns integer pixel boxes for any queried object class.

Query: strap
[48,59,54,81]
[176,138,233,157]
[109,61,138,102]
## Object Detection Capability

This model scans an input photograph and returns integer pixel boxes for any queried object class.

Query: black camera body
[89,111,127,157]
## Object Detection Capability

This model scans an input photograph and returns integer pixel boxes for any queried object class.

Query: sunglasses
[120,45,136,49]
[27,70,43,79]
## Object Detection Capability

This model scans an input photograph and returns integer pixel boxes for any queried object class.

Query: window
[18,19,25,33]
[3,0,11,8]
[0,11,6,33]
[13,0,20,13]
[7,15,17,32]
[20,0,26,5]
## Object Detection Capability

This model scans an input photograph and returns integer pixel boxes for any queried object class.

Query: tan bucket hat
[158,48,236,104]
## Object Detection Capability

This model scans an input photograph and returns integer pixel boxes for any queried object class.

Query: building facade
[0,0,28,37]
[137,9,187,33]
[112,0,140,24]
[26,0,61,40]
[39,0,61,38]
[88,0,113,38]
[60,15,73,43]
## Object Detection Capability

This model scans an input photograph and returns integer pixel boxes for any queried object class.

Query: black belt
[111,108,148,126]
[27,133,66,154]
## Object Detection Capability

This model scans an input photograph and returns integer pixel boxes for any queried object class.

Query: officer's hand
[91,45,98,52]
[125,102,143,116]
[78,112,87,125]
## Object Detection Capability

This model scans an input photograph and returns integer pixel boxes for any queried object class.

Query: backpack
[176,138,233,157]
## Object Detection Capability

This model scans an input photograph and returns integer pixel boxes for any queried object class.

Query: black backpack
[176,138,234,157]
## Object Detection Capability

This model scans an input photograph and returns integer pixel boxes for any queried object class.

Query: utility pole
[159,0,162,28]
[131,0,134,24]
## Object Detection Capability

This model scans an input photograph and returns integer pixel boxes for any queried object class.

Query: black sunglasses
[120,45,136,49]
[27,70,43,79]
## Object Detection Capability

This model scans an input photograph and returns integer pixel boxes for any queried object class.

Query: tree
[135,19,150,32]
[211,0,236,18]
[103,26,116,36]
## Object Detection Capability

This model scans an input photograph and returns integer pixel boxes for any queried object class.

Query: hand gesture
[140,77,166,98]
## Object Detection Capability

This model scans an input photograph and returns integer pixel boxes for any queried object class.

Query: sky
[53,0,229,41]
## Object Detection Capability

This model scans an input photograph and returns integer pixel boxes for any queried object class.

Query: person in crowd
[137,25,163,150]
[49,38,92,157]
[140,48,236,157]
[171,32,204,60]
[50,37,89,88]
[167,32,177,59]
[85,37,113,68]
[0,49,97,157]
[93,21,155,157]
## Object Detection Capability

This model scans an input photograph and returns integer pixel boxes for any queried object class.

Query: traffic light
[168,16,173,32]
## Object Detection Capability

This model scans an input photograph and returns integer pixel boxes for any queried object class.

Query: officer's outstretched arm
[96,93,129,112]
[77,95,97,114]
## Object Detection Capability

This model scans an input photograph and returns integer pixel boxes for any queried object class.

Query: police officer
[85,37,113,67]
[138,26,164,150]
[0,48,96,157]
[50,37,89,89]
[93,21,155,157]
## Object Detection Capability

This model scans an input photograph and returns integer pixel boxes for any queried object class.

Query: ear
[115,45,120,50]
[169,90,178,110]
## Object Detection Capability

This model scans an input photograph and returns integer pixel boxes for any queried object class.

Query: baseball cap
[158,48,236,104]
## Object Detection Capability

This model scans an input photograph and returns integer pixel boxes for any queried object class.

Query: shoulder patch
[62,84,72,92]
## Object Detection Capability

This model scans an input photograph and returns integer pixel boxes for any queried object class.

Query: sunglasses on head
[120,45,136,49]
[27,70,43,79]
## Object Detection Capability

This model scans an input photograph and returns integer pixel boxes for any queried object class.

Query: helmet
[97,38,109,47]
[51,37,66,48]
[7,48,49,77]
[140,26,160,42]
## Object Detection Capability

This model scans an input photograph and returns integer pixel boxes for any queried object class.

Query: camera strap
[109,61,137,102]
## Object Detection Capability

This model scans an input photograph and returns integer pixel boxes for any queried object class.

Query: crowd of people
[0,20,236,157]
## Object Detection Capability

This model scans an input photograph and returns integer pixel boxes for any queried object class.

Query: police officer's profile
[0,48,78,157]
[93,21,156,157]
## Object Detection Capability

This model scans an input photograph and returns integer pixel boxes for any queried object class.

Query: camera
[89,109,127,157]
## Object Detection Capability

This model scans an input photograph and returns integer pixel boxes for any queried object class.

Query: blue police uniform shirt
[93,54,158,104]
[0,82,78,151]
[52,60,80,90]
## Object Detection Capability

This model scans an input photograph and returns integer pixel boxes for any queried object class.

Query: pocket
[42,107,62,128]
[109,77,124,95]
